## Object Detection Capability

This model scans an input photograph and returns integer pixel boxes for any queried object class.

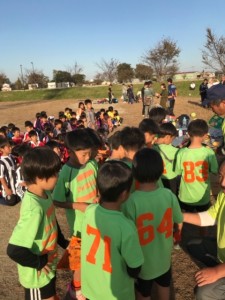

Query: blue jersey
[168,84,176,98]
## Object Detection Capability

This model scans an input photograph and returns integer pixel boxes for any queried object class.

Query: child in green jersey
[123,148,183,300]
[175,119,218,212]
[53,129,98,300]
[155,122,180,196]
[120,126,145,167]
[7,147,61,300]
[183,160,225,300]
[139,118,160,148]
[107,131,124,160]
[81,160,144,300]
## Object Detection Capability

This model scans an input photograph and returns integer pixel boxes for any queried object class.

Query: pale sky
[1,0,225,82]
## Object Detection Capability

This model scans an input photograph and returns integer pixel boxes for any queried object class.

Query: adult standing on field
[143,81,155,118]
[122,83,127,102]
[167,78,177,116]
[199,79,208,105]
[207,84,225,145]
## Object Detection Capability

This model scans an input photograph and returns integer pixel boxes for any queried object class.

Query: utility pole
[20,64,24,90]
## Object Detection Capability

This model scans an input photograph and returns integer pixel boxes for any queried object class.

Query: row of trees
[1,28,225,90]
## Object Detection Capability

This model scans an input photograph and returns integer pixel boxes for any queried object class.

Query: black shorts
[136,268,171,297]
[178,200,210,212]
[24,276,56,300]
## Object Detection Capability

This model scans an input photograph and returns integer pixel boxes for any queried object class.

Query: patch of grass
[0,81,201,102]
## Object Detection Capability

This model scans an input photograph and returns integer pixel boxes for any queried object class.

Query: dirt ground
[0,95,220,300]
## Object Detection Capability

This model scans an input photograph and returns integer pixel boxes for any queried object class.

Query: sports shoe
[174,243,181,250]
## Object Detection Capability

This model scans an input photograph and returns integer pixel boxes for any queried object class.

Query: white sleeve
[199,211,216,226]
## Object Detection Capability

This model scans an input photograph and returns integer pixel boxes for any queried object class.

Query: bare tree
[67,61,83,75]
[142,37,180,81]
[96,58,119,82]
[202,28,225,73]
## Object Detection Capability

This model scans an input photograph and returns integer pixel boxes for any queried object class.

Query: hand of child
[72,202,89,212]
[37,262,51,277]
[6,188,12,196]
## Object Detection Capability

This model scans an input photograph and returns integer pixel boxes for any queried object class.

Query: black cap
[207,84,225,103]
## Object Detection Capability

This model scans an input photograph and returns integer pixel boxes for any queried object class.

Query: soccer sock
[72,280,81,291]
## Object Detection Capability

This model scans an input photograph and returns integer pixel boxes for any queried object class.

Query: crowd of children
[3,87,225,300]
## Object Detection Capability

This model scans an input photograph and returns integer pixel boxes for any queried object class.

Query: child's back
[82,203,143,300]
[81,161,143,300]
[122,148,182,300]
[123,187,182,278]
[175,146,218,207]
[175,119,218,210]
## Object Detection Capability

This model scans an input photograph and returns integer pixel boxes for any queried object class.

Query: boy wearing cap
[207,84,225,144]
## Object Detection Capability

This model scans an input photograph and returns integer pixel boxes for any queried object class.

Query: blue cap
[207,84,225,102]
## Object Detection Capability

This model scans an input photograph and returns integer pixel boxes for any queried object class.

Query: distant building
[56,82,70,88]
[28,83,38,90]
[47,82,57,89]
[173,71,201,81]
[1,83,12,92]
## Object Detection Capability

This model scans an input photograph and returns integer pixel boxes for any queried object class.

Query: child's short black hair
[11,143,31,157]
[54,119,63,126]
[78,101,84,108]
[44,126,53,135]
[188,119,208,137]
[139,119,160,135]
[0,137,10,149]
[97,160,133,202]
[120,127,145,151]
[85,128,103,149]
[8,123,15,130]
[149,107,167,124]
[46,140,60,150]
[65,129,93,151]
[84,99,92,105]
[158,123,177,138]
[108,106,113,111]
[12,127,20,134]
[108,131,121,150]
[133,148,163,183]
[25,120,33,128]
[21,147,61,184]
[28,130,38,138]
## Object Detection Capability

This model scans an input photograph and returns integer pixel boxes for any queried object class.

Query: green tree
[117,63,134,83]
[26,70,49,88]
[72,73,86,85]
[53,70,72,83]
[202,28,225,73]
[13,78,23,90]
[142,37,180,81]
[135,64,153,81]
[0,72,10,89]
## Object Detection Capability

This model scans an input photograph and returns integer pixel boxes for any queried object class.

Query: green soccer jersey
[121,158,163,191]
[207,191,225,263]
[53,160,98,236]
[175,146,218,206]
[222,119,225,143]
[9,191,57,289]
[155,144,178,180]
[81,204,144,300]
[123,188,183,280]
